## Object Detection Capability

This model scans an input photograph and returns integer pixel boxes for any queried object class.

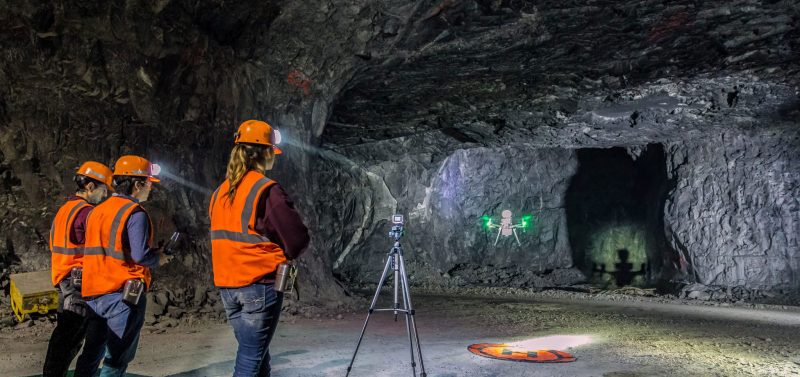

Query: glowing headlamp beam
[509,335,593,350]
[157,169,213,195]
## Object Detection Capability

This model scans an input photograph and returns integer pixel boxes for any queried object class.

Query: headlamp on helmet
[234,120,283,154]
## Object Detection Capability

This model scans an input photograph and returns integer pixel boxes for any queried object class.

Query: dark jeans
[221,283,284,377]
[43,278,98,377]
[75,292,147,377]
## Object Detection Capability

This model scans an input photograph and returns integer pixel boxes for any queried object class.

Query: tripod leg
[397,254,418,377]
[399,254,427,377]
[513,228,521,246]
[494,227,502,246]
[346,255,393,377]
[394,253,400,322]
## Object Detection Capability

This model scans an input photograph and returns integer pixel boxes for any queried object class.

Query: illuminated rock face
[0,0,798,304]
[665,131,800,290]
[333,146,579,285]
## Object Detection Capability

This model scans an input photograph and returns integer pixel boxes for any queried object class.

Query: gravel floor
[2,289,799,377]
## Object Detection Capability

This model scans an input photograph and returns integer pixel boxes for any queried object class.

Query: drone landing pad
[468,343,576,363]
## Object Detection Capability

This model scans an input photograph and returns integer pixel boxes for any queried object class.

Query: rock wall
[665,129,800,290]
[0,0,797,307]
[0,0,402,306]
[334,141,583,287]
[334,126,800,294]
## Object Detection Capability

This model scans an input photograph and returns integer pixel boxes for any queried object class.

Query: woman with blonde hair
[208,119,310,377]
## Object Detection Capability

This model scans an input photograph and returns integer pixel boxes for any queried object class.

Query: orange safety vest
[209,171,286,287]
[49,198,92,286]
[81,195,154,297]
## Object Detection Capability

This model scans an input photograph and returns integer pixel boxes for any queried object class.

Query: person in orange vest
[43,161,114,377]
[74,155,170,377]
[209,120,309,376]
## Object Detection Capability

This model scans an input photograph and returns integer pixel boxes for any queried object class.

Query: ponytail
[225,144,274,204]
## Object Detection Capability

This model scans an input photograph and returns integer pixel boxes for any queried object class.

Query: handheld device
[122,279,144,305]
[70,267,82,287]
[163,231,182,255]
[275,262,298,293]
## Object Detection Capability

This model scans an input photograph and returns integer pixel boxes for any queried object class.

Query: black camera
[388,214,404,240]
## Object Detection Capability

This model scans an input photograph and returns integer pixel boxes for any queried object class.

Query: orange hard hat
[76,161,115,192]
[114,155,161,182]
[234,119,283,154]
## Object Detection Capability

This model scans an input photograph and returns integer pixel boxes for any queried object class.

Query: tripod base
[345,244,426,377]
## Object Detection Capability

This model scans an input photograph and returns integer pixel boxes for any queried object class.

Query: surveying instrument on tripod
[345,214,427,377]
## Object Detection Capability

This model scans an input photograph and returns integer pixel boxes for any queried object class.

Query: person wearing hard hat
[42,161,114,377]
[208,120,310,376]
[74,155,170,377]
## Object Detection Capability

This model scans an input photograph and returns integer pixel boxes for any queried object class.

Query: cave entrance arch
[565,144,673,288]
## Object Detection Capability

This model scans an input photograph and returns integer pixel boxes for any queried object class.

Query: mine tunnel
[565,144,672,288]
[0,1,799,376]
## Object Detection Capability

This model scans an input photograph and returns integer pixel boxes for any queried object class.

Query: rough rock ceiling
[0,0,798,305]
[325,0,799,148]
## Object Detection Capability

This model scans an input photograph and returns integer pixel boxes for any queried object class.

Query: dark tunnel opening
[565,144,675,288]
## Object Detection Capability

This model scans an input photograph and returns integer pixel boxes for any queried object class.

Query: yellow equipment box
[9,270,59,322]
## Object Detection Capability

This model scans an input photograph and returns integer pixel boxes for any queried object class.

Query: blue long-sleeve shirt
[126,211,159,268]
[115,194,159,268]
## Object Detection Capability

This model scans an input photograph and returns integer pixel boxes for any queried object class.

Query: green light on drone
[481,215,492,229]
[521,215,533,230]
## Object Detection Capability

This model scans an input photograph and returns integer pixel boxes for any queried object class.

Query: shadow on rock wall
[565,144,675,288]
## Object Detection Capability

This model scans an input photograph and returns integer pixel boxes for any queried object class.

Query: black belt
[254,271,277,285]
[83,287,126,301]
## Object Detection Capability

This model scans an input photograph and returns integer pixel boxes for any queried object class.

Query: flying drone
[480,200,543,246]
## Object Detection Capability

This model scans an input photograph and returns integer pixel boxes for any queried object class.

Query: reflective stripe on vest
[209,229,270,244]
[82,201,138,262]
[50,199,91,255]
[52,246,83,255]
[81,196,153,297]
[209,171,285,288]
[209,176,273,243]
[49,198,92,285]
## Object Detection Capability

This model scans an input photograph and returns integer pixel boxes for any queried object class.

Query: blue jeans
[75,292,146,377]
[221,284,284,377]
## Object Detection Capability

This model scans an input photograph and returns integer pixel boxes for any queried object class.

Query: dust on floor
[1,293,799,377]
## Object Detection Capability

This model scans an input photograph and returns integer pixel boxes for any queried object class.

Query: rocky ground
[1,288,799,377]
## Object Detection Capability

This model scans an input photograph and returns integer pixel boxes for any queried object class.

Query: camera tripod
[345,222,427,377]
